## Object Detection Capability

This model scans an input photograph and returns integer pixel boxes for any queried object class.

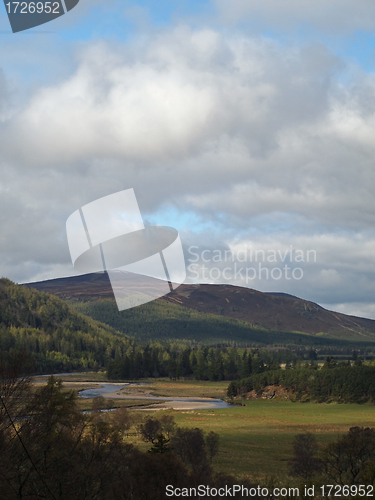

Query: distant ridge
[25,272,375,341]
[265,292,301,299]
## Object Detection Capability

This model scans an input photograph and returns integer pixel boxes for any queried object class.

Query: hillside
[0,278,130,372]
[25,272,375,344]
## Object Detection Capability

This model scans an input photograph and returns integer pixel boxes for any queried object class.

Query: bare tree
[206,431,219,462]
[289,433,322,481]
[139,417,161,444]
[159,414,176,438]
[92,395,106,413]
[0,351,33,427]
[111,407,133,438]
[321,427,375,485]
[171,427,209,474]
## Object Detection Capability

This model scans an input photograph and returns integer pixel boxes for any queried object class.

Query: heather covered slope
[165,284,375,339]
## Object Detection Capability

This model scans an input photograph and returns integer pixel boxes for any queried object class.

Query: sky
[1,0,375,318]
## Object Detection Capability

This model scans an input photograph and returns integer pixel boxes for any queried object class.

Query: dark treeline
[227,357,375,403]
[0,353,260,500]
[293,346,375,361]
[106,346,299,380]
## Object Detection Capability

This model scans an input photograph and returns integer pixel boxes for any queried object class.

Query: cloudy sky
[1,0,375,318]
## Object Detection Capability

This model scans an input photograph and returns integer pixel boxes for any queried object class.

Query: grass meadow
[167,400,375,478]
[49,374,375,480]
[129,380,375,479]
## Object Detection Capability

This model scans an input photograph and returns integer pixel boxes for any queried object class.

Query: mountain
[25,272,375,343]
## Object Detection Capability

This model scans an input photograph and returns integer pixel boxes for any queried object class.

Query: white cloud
[214,0,375,34]
[323,302,375,319]
[0,27,375,317]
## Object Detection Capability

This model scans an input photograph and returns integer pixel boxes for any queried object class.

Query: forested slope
[0,278,129,372]
[73,298,375,349]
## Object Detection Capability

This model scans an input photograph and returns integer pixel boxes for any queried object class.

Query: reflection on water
[78,383,232,411]
[79,384,128,397]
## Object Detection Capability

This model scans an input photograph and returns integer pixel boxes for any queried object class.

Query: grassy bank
[38,375,375,480]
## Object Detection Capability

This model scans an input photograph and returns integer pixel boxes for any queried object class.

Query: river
[79,383,232,411]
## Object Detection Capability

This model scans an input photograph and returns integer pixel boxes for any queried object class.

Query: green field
[47,375,375,480]
[125,381,375,479]
[162,400,374,478]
